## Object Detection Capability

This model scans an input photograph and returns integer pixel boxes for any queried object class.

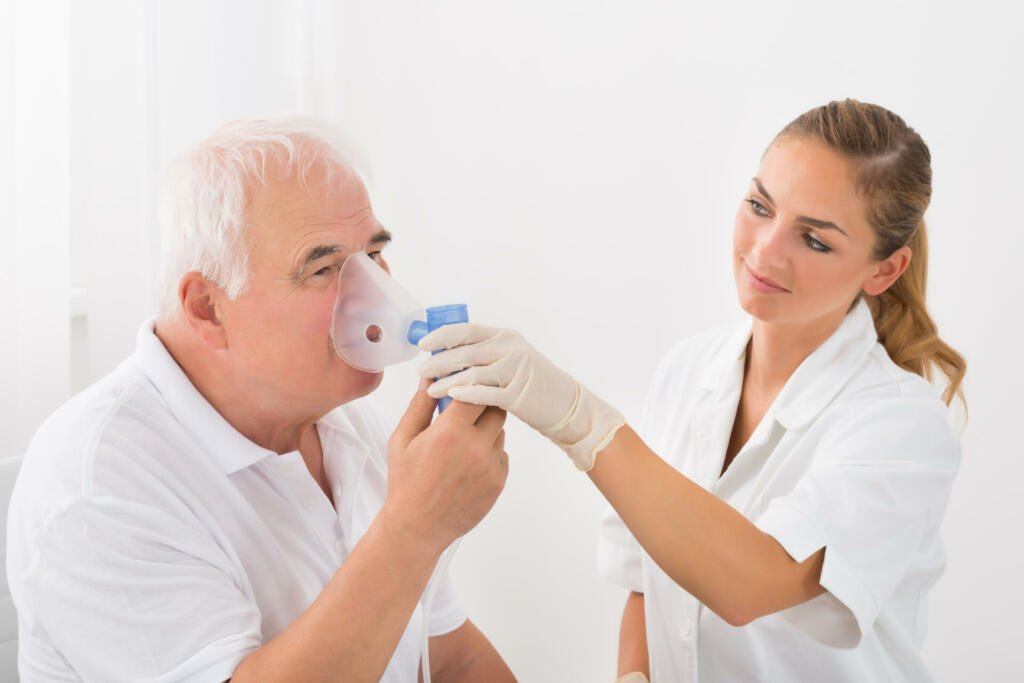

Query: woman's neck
[745,310,847,393]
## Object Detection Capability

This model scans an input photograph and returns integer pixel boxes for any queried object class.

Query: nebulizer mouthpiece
[331,252,426,373]
[331,254,468,408]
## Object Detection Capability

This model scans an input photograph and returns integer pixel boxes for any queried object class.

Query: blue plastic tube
[407,304,468,413]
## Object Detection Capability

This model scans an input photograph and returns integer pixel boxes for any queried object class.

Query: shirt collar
[698,299,879,431]
[133,316,279,474]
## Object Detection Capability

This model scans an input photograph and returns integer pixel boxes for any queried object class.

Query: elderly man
[7,118,515,682]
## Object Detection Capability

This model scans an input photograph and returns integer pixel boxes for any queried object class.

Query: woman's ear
[178,271,228,350]
[863,246,912,296]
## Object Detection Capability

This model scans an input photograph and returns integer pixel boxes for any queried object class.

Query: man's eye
[745,198,770,217]
[367,250,383,262]
[313,265,334,277]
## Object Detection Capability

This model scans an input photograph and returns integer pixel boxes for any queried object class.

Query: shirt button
[333,540,344,554]
[303,496,316,510]
[276,462,293,475]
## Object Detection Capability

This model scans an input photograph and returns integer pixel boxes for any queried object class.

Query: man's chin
[337,369,384,403]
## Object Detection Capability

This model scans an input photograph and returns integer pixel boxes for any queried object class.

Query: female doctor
[416,99,965,682]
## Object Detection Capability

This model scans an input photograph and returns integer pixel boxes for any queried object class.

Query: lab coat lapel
[741,300,879,510]
[692,321,751,487]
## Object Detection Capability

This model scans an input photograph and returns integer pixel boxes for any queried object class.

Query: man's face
[217,165,393,417]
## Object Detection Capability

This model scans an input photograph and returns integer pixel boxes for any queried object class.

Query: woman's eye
[804,234,832,253]
[745,198,770,217]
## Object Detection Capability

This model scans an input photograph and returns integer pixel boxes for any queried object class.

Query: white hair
[155,115,365,320]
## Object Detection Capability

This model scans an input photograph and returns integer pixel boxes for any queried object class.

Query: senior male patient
[6,117,516,682]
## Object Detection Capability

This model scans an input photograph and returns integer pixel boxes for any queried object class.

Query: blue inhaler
[407,304,469,413]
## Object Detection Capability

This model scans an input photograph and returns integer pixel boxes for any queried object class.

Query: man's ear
[178,271,228,350]
[863,246,912,297]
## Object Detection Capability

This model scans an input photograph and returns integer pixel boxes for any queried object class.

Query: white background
[4,1,1022,680]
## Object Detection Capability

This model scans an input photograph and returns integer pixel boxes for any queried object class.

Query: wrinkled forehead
[245,165,380,271]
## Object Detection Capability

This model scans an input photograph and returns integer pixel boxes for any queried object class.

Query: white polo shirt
[598,300,960,682]
[7,318,466,682]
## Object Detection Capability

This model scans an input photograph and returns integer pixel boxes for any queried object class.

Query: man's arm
[426,619,516,682]
[232,387,509,682]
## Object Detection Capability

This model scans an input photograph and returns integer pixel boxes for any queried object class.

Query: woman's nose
[751,221,788,269]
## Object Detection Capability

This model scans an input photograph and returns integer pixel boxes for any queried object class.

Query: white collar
[698,299,879,431]
[133,317,288,474]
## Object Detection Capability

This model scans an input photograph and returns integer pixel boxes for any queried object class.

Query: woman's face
[732,136,886,328]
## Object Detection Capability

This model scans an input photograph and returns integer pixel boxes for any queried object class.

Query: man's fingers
[437,398,488,426]
[417,322,501,353]
[475,406,507,434]
[392,378,436,447]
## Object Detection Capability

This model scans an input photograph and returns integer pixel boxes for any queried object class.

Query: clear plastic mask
[330,252,425,373]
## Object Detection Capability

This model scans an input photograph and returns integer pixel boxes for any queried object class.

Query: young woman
[416,99,966,682]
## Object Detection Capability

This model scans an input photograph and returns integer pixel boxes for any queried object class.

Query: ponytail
[865,221,966,408]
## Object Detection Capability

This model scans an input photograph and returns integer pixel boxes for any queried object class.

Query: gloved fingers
[447,383,517,410]
[416,322,503,353]
[418,340,505,379]
[427,364,507,400]
[613,673,650,683]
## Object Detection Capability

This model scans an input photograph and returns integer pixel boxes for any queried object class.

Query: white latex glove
[614,673,650,683]
[417,323,625,471]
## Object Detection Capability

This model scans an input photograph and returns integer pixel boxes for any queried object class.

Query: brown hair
[775,99,966,409]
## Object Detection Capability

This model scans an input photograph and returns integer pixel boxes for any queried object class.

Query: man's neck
[155,319,319,455]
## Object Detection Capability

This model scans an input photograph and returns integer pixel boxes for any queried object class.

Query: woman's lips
[745,264,790,294]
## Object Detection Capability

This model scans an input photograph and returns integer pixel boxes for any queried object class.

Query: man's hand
[417,324,625,470]
[385,378,509,554]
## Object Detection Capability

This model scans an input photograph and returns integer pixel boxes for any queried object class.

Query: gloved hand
[614,673,650,683]
[417,323,625,471]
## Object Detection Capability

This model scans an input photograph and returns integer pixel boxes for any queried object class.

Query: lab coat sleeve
[596,347,682,594]
[754,396,960,649]
[597,507,645,592]
[18,496,262,682]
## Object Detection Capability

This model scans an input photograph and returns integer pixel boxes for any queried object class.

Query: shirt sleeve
[422,558,468,637]
[754,397,960,648]
[20,495,262,682]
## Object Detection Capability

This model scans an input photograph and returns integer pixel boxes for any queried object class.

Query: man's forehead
[246,170,383,261]
[292,228,392,273]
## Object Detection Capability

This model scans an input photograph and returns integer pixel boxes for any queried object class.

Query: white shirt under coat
[7,319,466,682]
[598,299,960,682]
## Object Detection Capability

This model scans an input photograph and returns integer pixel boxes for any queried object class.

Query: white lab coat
[598,299,960,682]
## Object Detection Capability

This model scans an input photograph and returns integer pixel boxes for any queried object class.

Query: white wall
[7,1,1023,681]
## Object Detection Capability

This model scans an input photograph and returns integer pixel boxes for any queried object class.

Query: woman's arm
[591,426,825,626]
[618,592,649,677]
[417,325,827,625]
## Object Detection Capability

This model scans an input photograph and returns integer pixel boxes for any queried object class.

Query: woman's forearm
[589,426,825,626]
[618,591,649,677]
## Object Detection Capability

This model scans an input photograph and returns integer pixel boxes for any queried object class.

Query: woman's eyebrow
[752,177,848,237]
